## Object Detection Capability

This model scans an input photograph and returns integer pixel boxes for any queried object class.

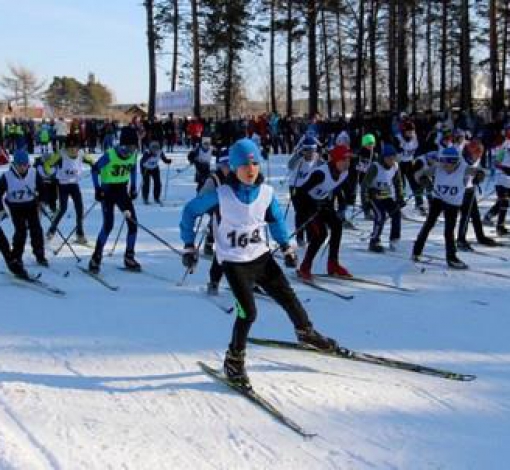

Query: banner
[156,89,193,115]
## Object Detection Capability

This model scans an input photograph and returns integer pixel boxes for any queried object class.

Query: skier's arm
[0,175,7,212]
[393,169,404,201]
[180,191,219,245]
[297,170,325,195]
[43,152,61,175]
[265,195,290,248]
[91,153,110,189]
[130,158,137,193]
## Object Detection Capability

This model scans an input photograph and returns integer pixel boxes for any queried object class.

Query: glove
[282,246,298,268]
[397,198,407,209]
[0,210,7,222]
[182,244,199,269]
[472,170,486,185]
[129,188,138,200]
[502,166,510,176]
[419,176,433,190]
[95,188,105,202]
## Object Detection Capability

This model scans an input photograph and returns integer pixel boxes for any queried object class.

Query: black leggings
[223,252,311,352]
[8,201,45,261]
[142,167,162,202]
[49,183,84,236]
[458,188,486,241]
[399,160,423,207]
[413,198,459,259]
[486,185,510,227]
[0,226,11,262]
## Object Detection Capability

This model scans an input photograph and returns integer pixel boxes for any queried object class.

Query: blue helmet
[440,146,460,164]
[301,137,317,152]
[13,149,29,166]
[381,144,397,158]
[229,138,262,171]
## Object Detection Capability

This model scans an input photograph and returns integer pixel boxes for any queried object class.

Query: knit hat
[361,134,376,147]
[13,149,29,166]
[440,146,460,164]
[329,145,352,164]
[229,138,262,171]
[381,144,397,158]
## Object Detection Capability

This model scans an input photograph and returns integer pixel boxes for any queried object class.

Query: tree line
[144,0,510,120]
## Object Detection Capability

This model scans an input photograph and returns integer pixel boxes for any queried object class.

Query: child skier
[180,138,338,386]
[362,144,405,253]
[413,147,485,269]
[296,144,353,280]
[88,143,140,273]
[140,141,172,204]
[0,149,48,267]
[188,137,215,192]
[44,135,95,243]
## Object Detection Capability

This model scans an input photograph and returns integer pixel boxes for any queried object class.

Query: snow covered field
[0,151,509,469]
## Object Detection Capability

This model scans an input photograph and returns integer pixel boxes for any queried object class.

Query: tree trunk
[225,29,235,119]
[270,0,277,113]
[320,6,332,118]
[397,0,408,112]
[307,0,318,117]
[369,0,377,114]
[459,0,472,112]
[388,0,396,112]
[286,0,293,117]
[335,8,346,118]
[146,0,157,120]
[499,3,509,107]
[426,0,433,110]
[411,0,417,113]
[191,0,201,117]
[440,0,448,112]
[355,0,365,117]
[171,0,179,91]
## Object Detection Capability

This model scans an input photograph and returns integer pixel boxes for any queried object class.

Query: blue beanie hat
[440,146,460,164]
[13,149,29,166]
[229,138,262,171]
[382,144,397,158]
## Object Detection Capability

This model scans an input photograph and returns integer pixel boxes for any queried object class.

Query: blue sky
[0,0,168,104]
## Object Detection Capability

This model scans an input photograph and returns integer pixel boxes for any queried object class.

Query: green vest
[100,148,136,184]
[40,128,49,143]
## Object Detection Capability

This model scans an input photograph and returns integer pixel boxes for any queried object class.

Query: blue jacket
[180,175,289,248]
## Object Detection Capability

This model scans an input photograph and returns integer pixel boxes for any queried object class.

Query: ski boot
[369,240,385,253]
[75,234,88,245]
[7,258,29,280]
[447,255,469,270]
[207,281,219,296]
[477,236,498,247]
[296,326,338,351]
[297,260,313,281]
[496,225,509,237]
[223,348,251,388]
[456,239,474,252]
[327,259,352,277]
[36,256,49,267]
[88,252,102,274]
[124,250,141,272]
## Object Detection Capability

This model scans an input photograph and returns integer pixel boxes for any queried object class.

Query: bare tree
[0,64,45,115]
[145,0,157,119]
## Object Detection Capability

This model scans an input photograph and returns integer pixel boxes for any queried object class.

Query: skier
[457,139,497,249]
[483,145,510,236]
[354,133,378,219]
[44,135,95,243]
[412,147,485,269]
[88,142,140,273]
[34,152,58,214]
[362,144,405,253]
[287,138,321,246]
[0,149,48,268]
[180,138,338,386]
[188,137,215,192]
[198,150,231,294]
[296,144,353,280]
[140,141,172,204]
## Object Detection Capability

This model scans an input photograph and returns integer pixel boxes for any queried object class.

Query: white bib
[288,159,319,188]
[370,162,397,199]
[57,151,84,184]
[196,147,213,165]
[5,167,37,203]
[398,136,419,162]
[214,184,273,263]
[307,166,348,200]
[143,152,162,170]
[433,160,467,206]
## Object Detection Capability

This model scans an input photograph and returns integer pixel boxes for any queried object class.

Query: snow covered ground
[0,151,509,470]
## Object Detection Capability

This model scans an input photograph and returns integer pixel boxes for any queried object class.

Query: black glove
[397,198,407,209]
[129,187,138,200]
[282,246,298,268]
[501,166,510,176]
[182,244,198,269]
[95,188,105,202]
[472,170,485,185]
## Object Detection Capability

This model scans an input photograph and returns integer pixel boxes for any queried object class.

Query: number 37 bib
[214,184,273,263]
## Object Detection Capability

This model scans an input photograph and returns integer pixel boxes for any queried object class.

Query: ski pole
[164,163,170,200]
[108,218,125,257]
[53,201,98,256]
[271,210,319,256]
[40,206,81,262]
[124,213,182,256]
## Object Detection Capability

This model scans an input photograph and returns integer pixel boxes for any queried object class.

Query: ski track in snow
[1,152,510,469]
